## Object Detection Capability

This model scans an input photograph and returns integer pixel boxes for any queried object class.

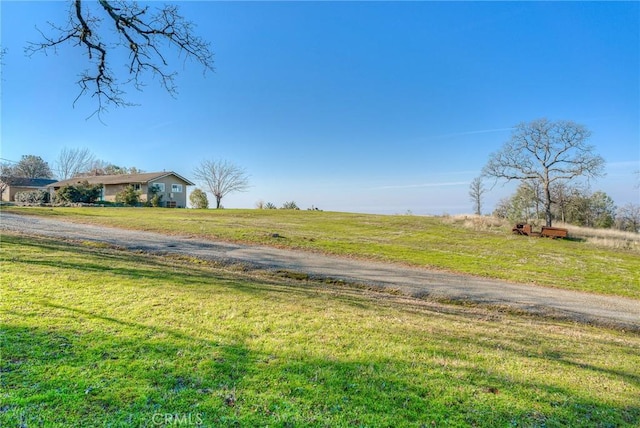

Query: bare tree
[483,118,605,227]
[54,147,96,180]
[14,155,54,179]
[616,203,640,233]
[468,176,486,215]
[26,1,214,118]
[0,163,17,201]
[193,159,250,209]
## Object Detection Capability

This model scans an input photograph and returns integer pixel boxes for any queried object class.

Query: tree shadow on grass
[3,234,640,426]
[2,311,639,427]
[4,233,390,314]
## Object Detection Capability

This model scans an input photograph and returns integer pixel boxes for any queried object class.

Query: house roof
[1,177,57,187]
[50,171,195,188]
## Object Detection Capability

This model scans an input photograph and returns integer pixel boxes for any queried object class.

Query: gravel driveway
[2,212,639,330]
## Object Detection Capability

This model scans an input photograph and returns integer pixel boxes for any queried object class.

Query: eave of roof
[49,171,195,187]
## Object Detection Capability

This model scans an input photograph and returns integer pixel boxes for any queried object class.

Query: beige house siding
[148,177,190,208]
[1,179,57,201]
[100,180,189,207]
[101,184,145,203]
[4,186,34,202]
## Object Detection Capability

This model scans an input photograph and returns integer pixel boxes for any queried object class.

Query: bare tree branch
[25,0,214,119]
[468,176,486,216]
[54,147,96,180]
[193,159,250,209]
[482,118,605,226]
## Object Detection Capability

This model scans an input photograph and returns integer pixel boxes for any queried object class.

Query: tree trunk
[215,195,222,209]
[544,182,553,227]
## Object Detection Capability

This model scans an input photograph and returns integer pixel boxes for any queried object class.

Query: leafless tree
[25,0,214,118]
[54,147,96,179]
[468,176,485,216]
[0,163,17,201]
[483,118,605,227]
[193,159,250,209]
[616,203,640,233]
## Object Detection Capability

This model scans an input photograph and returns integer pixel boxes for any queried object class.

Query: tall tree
[483,118,605,226]
[550,181,583,224]
[468,176,486,216]
[54,147,96,180]
[193,159,250,209]
[26,1,214,118]
[14,155,54,179]
[588,191,616,228]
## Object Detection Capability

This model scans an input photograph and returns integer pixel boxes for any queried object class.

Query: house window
[152,183,165,192]
[171,184,183,193]
[133,184,141,191]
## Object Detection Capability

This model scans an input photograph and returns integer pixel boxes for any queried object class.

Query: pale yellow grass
[445,214,640,252]
[560,222,640,252]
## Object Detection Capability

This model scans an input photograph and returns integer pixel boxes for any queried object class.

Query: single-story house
[49,171,195,208]
[0,177,58,202]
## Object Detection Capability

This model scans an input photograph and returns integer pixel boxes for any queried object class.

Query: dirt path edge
[2,212,638,331]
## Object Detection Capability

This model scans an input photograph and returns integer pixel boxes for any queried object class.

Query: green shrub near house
[115,185,141,206]
[55,181,102,204]
[189,188,209,209]
[14,190,49,204]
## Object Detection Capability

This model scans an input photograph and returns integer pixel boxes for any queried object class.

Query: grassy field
[2,206,639,299]
[2,232,639,427]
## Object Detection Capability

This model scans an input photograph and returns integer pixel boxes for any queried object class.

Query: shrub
[15,190,49,204]
[55,181,102,204]
[265,202,277,210]
[281,201,300,210]
[147,185,164,207]
[189,188,209,209]
[115,185,141,206]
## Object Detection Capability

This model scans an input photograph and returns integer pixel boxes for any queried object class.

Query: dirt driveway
[2,212,639,330]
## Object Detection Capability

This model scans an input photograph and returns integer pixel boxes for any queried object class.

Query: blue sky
[1,1,638,214]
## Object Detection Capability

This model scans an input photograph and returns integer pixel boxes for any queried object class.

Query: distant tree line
[492,182,638,232]
[1,149,143,182]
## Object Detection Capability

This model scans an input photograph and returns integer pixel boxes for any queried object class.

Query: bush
[115,185,141,206]
[189,188,209,209]
[265,202,277,210]
[147,185,164,207]
[55,181,102,204]
[281,201,300,210]
[15,190,49,204]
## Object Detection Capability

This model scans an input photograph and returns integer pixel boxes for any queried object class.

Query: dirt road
[2,212,638,330]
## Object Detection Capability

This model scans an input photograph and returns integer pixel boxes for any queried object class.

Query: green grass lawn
[3,206,639,299]
[2,233,639,427]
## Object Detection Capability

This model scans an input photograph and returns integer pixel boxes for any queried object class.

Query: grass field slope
[3,206,639,299]
[2,231,640,427]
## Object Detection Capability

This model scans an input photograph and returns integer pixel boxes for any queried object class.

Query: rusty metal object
[540,226,568,239]
[512,223,568,239]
